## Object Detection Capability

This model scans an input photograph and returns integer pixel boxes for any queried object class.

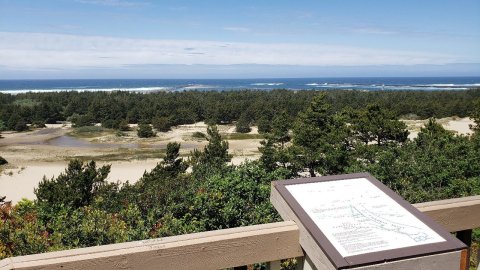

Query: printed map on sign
[286,178,446,257]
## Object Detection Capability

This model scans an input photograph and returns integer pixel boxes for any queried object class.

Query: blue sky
[0,0,479,78]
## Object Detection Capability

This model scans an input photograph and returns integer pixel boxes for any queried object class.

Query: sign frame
[271,172,466,269]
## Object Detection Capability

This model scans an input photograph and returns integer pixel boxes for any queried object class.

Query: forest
[1,89,480,268]
[1,88,480,132]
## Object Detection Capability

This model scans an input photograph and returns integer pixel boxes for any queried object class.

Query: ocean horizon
[0,77,479,94]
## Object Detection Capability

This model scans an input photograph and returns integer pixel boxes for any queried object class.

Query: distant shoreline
[1,77,479,93]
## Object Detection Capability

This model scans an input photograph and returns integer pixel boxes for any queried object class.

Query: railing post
[456,229,472,270]
[295,256,317,270]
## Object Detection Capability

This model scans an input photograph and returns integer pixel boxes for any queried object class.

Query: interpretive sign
[271,173,467,270]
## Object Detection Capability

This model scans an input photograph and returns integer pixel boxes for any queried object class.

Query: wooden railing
[1,195,480,270]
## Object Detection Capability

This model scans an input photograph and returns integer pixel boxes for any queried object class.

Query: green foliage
[35,159,111,209]
[190,125,232,179]
[0,156,7,165]
[351,104,409,146]
[256,116,271,134]
[0,120,6,131]
[101,119,121,129]
[69,113,95,127]
[2,91,480,262]
[189,162,286,230]
[118,119,131,131]
[1,88,480,132]
[152,116,173,132]
[69,126,108,138]
[259,111,294,173]
[14,119,29,132]
[291,93,350,176]
[191,131,206,139]
[348,119,480,203]
[137,123,156,138]
[235,113,251,133]
[471,99,480,133]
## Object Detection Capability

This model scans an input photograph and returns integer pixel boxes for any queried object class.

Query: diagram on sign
[286,178,446,257]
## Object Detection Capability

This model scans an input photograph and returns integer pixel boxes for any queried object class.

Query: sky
[0,0,479,79]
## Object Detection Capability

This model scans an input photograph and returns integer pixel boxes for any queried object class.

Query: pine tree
[190,125,232,179]
[291,93,350,176]
[351,104,409,146]
[35,160,111,208]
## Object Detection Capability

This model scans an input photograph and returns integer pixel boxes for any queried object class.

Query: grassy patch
[72,148,167,162]
[68,126,113,138]
[223,133,264,140]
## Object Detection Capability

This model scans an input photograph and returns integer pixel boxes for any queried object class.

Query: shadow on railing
[1,196,480,270]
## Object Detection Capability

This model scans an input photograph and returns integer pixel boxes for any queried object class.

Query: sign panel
[271,173,467,269]
[286,178,445,257]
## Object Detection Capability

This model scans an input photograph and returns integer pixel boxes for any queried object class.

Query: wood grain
[1,195,479,270]
[415,195,480,232]
[0,222,302,270]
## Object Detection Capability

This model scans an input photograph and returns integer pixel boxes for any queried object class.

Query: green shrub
[137,124,156,138]
[0,156,7,165]
[192,131,206,139]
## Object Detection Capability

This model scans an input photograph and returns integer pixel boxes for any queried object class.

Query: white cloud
[0,32,460,71]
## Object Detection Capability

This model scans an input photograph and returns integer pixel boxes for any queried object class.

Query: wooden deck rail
[1,195,480,270]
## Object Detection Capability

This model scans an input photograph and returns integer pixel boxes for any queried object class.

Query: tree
[137,123,156,138]
[152,116,173,132]
[291,93,350,176]
[156,142,187,178]
[256,116,271,134]
[259,111,294,173]
[471,99,480,133]
[35,159,111,209]
[190,125,232,179]
[126,142,190,218]
[351,104,409,146]
[69,113,95,127]
[235,113,251,133]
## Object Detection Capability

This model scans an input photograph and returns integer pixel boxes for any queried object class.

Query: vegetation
[1,88,480,133]
[1,90,480,268]
[0,156,7,165]
[137,123,156,138]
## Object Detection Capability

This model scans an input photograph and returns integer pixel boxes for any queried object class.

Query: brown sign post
[271,172,468,270]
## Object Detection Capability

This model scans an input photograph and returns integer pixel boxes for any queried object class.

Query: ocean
[0,77,479,94]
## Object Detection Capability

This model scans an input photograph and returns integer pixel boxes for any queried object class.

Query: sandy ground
[0,122,261,202]
[402,117,474,139]
[0,118,474,203]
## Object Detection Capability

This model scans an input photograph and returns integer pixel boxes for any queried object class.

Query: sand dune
[0,118,474,203]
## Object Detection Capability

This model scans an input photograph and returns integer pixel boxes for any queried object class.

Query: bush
[152,116,173,132]
[118,120,131,131]
[31,121,46,128]
[257,116,271,134]
[192,131,206,139]
[0,156,7,165]
[101,119,120,129]
[137,124,156,138]
[14,120,29,132]
[235,116,251,133]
